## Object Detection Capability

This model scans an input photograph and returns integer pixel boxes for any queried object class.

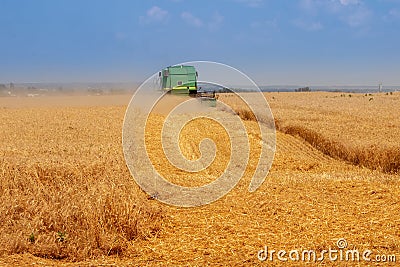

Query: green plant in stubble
[28,233,35,244]
[56,231,67,243]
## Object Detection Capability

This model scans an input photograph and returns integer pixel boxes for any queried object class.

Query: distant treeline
[0,85,135,97]
[295,86,311,92]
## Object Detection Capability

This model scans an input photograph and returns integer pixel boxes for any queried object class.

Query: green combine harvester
[159,65,217,106]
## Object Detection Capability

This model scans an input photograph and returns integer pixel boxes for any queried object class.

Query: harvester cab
[159,65,217,106]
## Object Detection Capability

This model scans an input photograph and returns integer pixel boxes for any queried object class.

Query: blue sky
[1,0,400,85]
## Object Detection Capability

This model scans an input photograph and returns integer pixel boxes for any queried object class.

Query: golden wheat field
[0,92,399,266]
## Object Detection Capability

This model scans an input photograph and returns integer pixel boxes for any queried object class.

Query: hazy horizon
[2,81,399,92]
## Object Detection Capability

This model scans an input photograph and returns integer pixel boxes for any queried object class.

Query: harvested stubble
[0,94,399,266]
